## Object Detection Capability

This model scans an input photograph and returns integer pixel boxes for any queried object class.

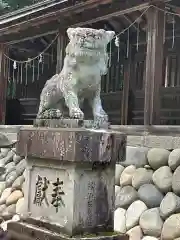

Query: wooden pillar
[144,5,165,125]
[56,33,66,74]
[0,45,8,124]
[121,48,132,125]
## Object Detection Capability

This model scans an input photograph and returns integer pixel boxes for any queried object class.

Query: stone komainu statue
[37,27,115,122]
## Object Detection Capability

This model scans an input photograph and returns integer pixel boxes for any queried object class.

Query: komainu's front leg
[90,87,108,123]
[64,90,84,119]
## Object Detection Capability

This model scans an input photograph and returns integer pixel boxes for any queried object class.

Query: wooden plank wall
[0,45,8,124]
[9,27,180,126]
[129,41,180,125]
[144,5,165,125]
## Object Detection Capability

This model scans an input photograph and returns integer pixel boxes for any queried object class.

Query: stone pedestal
[34,118,110,129]
[7,126,127,240]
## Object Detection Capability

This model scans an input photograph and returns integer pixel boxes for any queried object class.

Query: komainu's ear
[67,28,76,40]
[106,31,115,43]
[98,29,106,35]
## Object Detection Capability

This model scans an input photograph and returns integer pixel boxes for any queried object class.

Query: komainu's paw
[70,108,84,119]
[93,113,109,129]
[37,109,62,119]
[94,110,108,123]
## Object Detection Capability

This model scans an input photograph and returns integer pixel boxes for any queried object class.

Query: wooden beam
[144,4,165,125]
[6,30,57,45]
[71,1,152,27]
[0,0,111,38]
[0,0,68,22]
[109,18,123,32]
[0,0,164,43]
[121,48,132,125]
[56,33,66,73]
[123,15,138,31]
[0,45,8,124]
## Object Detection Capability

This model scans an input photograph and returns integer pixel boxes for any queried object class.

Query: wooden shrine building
[0,0,179,126]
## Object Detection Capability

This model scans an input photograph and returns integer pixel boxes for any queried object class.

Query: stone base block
[7,220,128,240]
[120,146,149,167]
[34,119,110,129]
[16,127,126,236]
[22,160,115,235]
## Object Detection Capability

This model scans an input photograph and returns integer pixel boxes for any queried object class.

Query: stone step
[7,221,129,240]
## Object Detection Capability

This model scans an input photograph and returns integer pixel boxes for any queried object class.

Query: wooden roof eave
[0,0,68,23]
[0,0,171,44]
[0,0,110,28]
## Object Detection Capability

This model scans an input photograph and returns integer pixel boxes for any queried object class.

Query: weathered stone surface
[2,204,16,220]
[0,216,3,223]
[139,208,163,237]
[35,27,115,122]
[12,214,20,222]
[0,149,9,158]
[121,146,148,168]
[144,165,152,169]
[115,186,138,209]
[115,165,124,186]
[132,168,153,190]
[7,221,129,240]
[5,171,18,187]
[19,130,121,236]
[3,216,20,231]
[126,200,147,230]
[114,208,126,233]
[0,166,5,175]
[5,163,15,179]
[168,149,180,171]
[5,170,16,179]
[12,175,25,190]
[35,118,109,129]
[144,135,173,149]
[0,151,14,167]
[1,220,12,231]
[138,184,163,208]
[160,192,180,219]
[0,182,6,196]
[16,124,126,236]
[172,166,180,195]
[13,154,22,165]
[23,169,27,178]
[21,182,25,194]
[147,148,170,170]
[120,166,136,187]
[142,237,158,240]
[16,198,25,214]
[152,166,172,193]
[115,186,121,197]
[6,190,23,206]
[17,128,124,164]
[161,214,180,240]
[0,188,12,205]
[15,159,26,176]
[5,162,15,173]
[0,204,6,214]
[127,226,143,240]
[0,173,5,182]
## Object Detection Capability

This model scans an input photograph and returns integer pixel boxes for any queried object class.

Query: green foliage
[0,0,9,10]
[0,0,42,11]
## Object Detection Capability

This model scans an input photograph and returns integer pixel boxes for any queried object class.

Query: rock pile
[0,148,25,230]
[1,145,180,240]
[114,147,180,240]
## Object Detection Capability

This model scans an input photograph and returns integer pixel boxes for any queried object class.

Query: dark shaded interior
[3,0,180,125]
